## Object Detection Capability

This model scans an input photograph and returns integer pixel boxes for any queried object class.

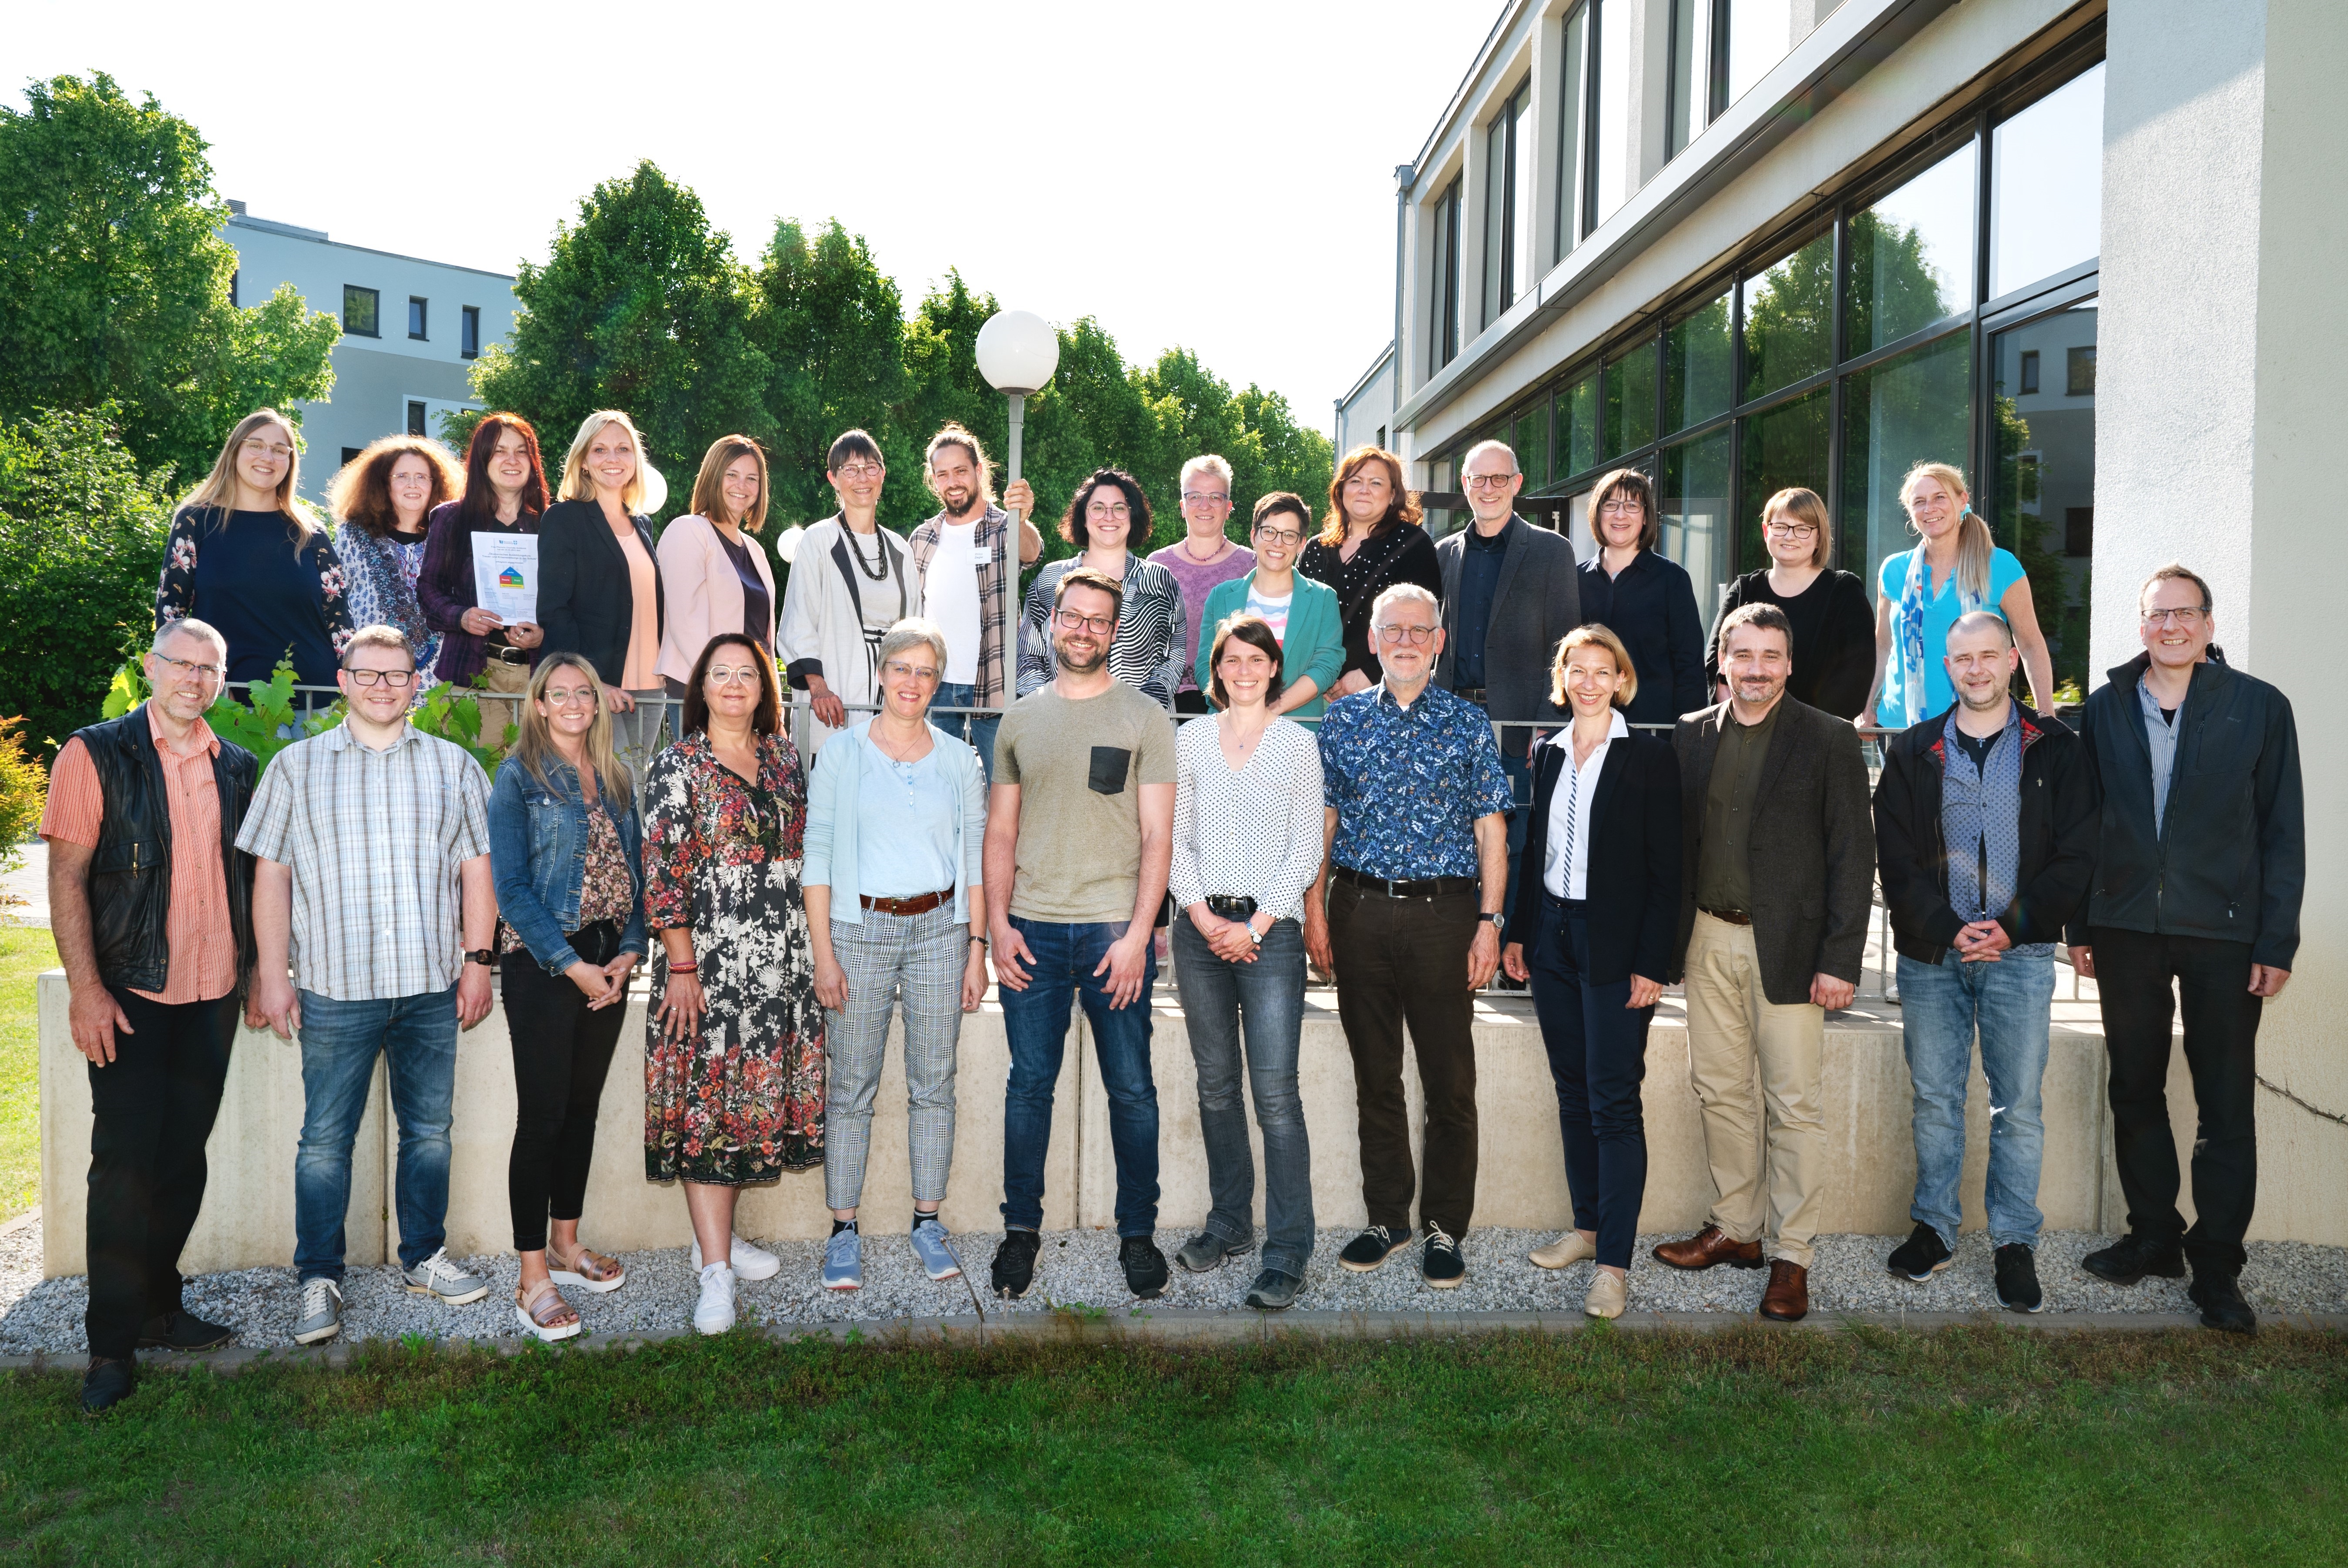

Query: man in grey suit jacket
[1435,439,1581,933]
[1650,602,1873,1323]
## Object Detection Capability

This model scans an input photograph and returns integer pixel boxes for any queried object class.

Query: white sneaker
[693,1263,736,1335]
[293,1277,343,1345]
[403,1246,491,1306]
[690,1233,780,1281]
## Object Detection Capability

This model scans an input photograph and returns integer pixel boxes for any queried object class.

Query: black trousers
[1327,880,1481,1236]
[504,923,628,1252]
[85,988,237,1360]
[2090,926,2264,1276]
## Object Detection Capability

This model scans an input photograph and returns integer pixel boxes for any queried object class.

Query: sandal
[514,1279,581,1342]
[550,1241,627,1293]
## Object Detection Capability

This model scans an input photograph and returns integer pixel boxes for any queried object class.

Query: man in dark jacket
[1651,604,1874,1322]
[1874,611,2096,1312]
[40,620,258,1413]
[2066,564,2303,1334]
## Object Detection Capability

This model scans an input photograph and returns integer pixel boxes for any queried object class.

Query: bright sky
[11,1,1502,430]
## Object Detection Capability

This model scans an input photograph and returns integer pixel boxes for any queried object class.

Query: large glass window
[1589,0,1632,228]
[1663,429,1733,620]
[1990,63,2105,299]
[1555,5,1588,260]
[1667,0,1706,160]
[1741,230,1832,401]
[1841,329,1971,593]
[1602,340,1657,460]
[1557,368,1600,480]
[1666,287,1733,433]
[1844,140,1977,355]
[1736,384,1830,573]
[1512,397,1552,489]
[1430,177,1461,374]
[1992,301,2097,697]
[1483,80,1532,328]
[1725,0,1799,107]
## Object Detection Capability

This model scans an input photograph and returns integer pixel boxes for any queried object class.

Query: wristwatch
[1479,913,1506,936]
[464,948,496,967]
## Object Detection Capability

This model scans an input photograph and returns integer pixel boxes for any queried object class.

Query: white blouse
[1168,716,1324,922]
[1542,711,1628,901]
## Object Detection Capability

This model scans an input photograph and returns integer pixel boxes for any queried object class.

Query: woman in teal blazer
[1192,494,1345,718]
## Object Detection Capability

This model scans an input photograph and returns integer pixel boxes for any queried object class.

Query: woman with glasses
[329,436,465,693]
[1573,468,1710,730]
[660,435,779,695]
[641,633,824,1335]
[420,414,551,735]
[1297,446,1444,701]
[1018,468,1186,710]
[488,655,646,1340]
[1860,461,2054,731]
[1148,454,1254,714]
[1169,614,1324,1310]
[803,618,989,1294]
[1192,493,1345,719]
[778,430,910,751]
[1705,488,1874,719]
[537,410,667,768]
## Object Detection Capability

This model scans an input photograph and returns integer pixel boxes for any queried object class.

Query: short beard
[941,486,984,521]
[1055,638,1107,676]
[1958,683,2008,712]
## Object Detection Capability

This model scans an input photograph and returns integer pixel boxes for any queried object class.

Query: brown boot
[1651,1225,1764,1272]
[1759,1259,1810,1321]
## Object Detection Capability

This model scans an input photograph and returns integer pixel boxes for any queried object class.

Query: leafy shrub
[104,658,507,779]
[0,715,43,874]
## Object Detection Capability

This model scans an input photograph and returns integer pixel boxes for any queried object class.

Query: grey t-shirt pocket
[1088,745,1133,796]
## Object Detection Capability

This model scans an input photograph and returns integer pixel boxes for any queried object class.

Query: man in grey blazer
[1435,439,1581,932]
[1651,602,1873,1322]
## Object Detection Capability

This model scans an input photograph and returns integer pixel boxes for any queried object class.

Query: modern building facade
[1369,0,2346,1242]
[222,202,517,497]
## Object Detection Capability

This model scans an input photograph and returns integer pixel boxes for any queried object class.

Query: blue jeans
[998,917,1159,1236]
[294,984,460,1280]
[1171,912,1313,1276]
[933,683,1001,782]
[1525,896,1653,1268]
[1898,948,2055,1249]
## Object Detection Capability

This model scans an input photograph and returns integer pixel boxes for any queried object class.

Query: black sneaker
[991,1229,1041,1299]
[2189,1270,2257,1336]
[2081,1232,2186,1286]
[1243,1269,1302,1310]
[80,1357,135,1415]
[1175,1231,1250,1273]
[137,1309,235,1352]
[1338,1225,1414,1274]
[1993,1244,2044,1313]
[1421,1225,1467,1289]
[1886,1223,1954,1281]
[1119,1236,1169,1300]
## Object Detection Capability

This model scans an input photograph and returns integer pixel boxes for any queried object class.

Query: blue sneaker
[910,1217,962,1281]
[822,1227,862,1291]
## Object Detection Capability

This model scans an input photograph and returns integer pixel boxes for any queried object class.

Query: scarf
[1894,532,1982,725]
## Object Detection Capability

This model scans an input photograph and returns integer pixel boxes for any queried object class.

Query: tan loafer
[1530,1231,1598,1270]
[1584,1272,1627,1320]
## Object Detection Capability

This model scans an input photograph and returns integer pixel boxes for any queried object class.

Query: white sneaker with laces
[690,1233,781,1281]
[293,1277,343,1345]
[403,1246,491,1305]
[693,1263,736,1335]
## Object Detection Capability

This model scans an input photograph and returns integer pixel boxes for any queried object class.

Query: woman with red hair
[1297,447,1444,699]
[419,415,551,729]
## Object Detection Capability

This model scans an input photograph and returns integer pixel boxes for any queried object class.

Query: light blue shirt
[855,744,959,899]
[2137,672,2181,833]
[1876,545,2030,727]
[802,718,988,925]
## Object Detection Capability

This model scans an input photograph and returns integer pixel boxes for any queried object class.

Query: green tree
[464,162,773,510]
[0,406,175,755]
[0,74,339,483]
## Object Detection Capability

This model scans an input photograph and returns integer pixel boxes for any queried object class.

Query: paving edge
[3,1307,2344,1374]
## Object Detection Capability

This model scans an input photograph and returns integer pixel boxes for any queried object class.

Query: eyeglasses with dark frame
[1053,608,1116,635]
[149,651,225,684]
[345,667,417,688]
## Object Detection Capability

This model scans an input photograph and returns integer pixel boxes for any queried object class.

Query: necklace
[845,521,888,582]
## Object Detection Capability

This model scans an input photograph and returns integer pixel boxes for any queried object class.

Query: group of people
[47,410,2302,1415]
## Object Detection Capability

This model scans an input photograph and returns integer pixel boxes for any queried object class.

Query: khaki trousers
[1682,911,1825,1268]
[476,658,530,751]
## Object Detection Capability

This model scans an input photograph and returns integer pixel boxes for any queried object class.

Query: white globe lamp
[974,309,1060,527]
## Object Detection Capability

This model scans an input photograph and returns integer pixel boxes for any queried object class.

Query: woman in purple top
[419,414,551,738]
[1149,455,1254,714]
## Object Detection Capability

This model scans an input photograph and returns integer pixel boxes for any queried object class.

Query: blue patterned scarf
[1895,523,1984,725]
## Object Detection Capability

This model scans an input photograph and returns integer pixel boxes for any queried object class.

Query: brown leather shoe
[1651,1225,1765,1272]
[1759,1259,1810,1321]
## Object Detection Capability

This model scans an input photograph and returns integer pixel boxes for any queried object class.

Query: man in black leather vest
[41,619,257,1412]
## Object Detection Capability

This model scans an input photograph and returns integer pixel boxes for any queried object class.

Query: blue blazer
[1192,569,1345,718]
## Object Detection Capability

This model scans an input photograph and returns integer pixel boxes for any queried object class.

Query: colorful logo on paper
[497,567,525,588]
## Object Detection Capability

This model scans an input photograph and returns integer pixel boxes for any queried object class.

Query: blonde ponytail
[1899,460,1990,602]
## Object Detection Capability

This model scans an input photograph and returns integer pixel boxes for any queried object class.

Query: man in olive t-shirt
[983,568,1177,1303]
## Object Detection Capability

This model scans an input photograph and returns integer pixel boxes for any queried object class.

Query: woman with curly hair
[328,435,465,690]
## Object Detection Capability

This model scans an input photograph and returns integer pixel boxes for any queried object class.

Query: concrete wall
[42,973,2283,1280]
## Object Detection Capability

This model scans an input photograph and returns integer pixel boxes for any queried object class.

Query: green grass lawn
[0,925,54,1220]
[1,1326,2342,1565]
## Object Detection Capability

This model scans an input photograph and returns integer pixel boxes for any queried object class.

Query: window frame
[407,296,429,341]
[342,285,381,339]
[460,305,482,360]
[1482,77,1533,330]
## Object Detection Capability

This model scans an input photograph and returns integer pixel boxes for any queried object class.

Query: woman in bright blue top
[1861,461,2054,730]
[1192,492,1345,718]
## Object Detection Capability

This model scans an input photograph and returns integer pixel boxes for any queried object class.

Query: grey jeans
[1171,911,1313,1276]
[822,900,967,1211]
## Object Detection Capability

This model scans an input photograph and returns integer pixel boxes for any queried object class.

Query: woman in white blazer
[657,436,780,696]
[776,430,912,750]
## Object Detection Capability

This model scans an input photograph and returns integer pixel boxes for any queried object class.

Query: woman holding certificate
[658,435,779,699]
[420,414,552,738]
[538,410,667,772]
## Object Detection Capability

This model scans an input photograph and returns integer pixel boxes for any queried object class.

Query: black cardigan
[1577,549,1710,727]
[1510,726,1682,987]
[1704,568,1874,719]
[1300,524,1446,682]
[535,499,663,688]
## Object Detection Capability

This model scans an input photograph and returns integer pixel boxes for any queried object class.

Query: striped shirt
[1017,555,1188,710]
[235,723,491,1001]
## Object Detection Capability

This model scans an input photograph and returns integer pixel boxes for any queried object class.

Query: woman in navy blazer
[536,411,667,765]
[1574,467,1710,727]
[1502,623,1682,1320]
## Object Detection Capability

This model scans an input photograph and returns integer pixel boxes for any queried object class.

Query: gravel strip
[5,1214,2345,1354]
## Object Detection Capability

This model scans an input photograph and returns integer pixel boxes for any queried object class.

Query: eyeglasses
[1181,491,1231,506]
[1255,527,1304,547]
[1463,472,1517,490]
[346,667,417,687]
[542,686,597,707]
[1374,623,1437,645]
[1765,521,1818,539]
[706,665,766,686]
[883,660,941,682]
[1086,503,1132,520]
[1599,498,1645,516]
[1054,609,1116,635]
[833,463,883,481]
[150,651,224,683]
[2141,606,2209,628]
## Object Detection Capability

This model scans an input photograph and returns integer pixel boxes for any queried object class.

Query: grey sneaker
[293,1277,342,1345]
[403,1247,490,1306]
[1176,1231,1250,1273]
[910,1218,962,1281]
[1243,1269,1302,1310]
[822,1228,863,1291]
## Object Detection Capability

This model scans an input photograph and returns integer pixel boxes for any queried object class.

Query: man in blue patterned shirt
[1305,583,1512,1289]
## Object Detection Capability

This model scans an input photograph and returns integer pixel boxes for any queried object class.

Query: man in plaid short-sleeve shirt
[237,626,497,1344]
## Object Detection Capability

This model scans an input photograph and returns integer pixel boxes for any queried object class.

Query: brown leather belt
[1700,906,1752,927]
[861,888,954,917]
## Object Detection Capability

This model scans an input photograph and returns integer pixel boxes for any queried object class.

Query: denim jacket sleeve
[489,759,583,977]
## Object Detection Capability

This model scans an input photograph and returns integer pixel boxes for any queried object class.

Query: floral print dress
[641,729,826,1182]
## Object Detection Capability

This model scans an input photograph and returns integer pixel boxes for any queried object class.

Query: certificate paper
[473,534,537,624]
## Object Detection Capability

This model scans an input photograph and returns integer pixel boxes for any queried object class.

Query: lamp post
[974,309,1060,529]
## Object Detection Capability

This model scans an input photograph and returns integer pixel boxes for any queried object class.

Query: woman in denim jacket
[488,654,649,1339]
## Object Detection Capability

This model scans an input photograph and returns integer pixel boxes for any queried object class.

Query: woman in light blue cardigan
[1192,493,1344,718]
[802,618,989,1293]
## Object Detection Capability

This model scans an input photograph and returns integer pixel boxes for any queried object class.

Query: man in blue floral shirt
[1305,582,1512,1289]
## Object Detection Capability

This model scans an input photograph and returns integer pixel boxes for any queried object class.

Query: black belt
[1333,866,1480,899]
[1700,906,1752,927]
[1454,686,1488,705]
[1205,895,1258,921]
[485,643,531,664]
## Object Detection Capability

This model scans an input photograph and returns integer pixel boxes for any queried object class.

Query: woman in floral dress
[641,631,826,1334]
